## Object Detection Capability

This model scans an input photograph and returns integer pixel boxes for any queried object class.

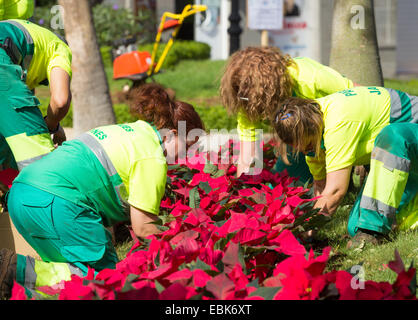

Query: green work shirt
[9,19,72,90]
[0,19,72,90]
[14,120,168,227]
[306,86,418,181]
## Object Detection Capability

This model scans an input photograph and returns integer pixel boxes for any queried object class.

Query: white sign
[247,0,284,30]
[269,0,321,60]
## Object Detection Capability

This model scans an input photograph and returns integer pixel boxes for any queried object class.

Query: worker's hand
[237,140,263,177]
[237,162,250,178]
[52,125,67,147]
[237,160,263,177]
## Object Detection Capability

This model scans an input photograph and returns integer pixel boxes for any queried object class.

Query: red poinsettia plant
[10,140,417,300]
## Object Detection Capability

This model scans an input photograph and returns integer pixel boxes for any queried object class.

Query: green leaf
[303,178,312,189]
[155,281,165,294]
[243,203,255,211]
[189,187,201,208]
[183,171,195,181]
[189,258,212,271]
[189,293,204,300]
[238,243,247,274]
[216,260,225,273]
[214,237,228,251]
[214,220,227,228]
[156,225,170,232]
[247,279,260,289]
[214,231,237,251]
[212,208,227,222]
[120,274,139,293]
[249,287,281,300]
[150,218,164,226]
[204,162,219,175]
[199,181,212,194]
[213,169,226,178]
[249,192,267,204]
[154,251,160,267]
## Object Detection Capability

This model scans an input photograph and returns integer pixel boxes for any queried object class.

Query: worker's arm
[130,206,162,239]
[237,139,263,177]
[44,67,72,145]
[236,110,263,177]
[314,167,352,215]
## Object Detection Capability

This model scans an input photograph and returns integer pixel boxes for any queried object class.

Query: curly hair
[129,83,204,135]
[220,46,295,122]
[271,97,324,165]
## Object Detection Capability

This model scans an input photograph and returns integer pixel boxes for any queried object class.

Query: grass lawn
[35,59,418,284]
[317,197,418,283]
[37,59,238,130]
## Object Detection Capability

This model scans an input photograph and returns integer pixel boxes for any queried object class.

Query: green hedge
[138,40,211,69]
[32,3,155,47]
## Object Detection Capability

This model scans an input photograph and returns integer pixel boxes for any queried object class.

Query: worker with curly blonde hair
[220,46,358,180]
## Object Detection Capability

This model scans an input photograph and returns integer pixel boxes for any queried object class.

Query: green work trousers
[348,123,418,236]
[7,182,119,294]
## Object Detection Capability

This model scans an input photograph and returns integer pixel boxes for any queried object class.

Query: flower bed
[11,141,417,300]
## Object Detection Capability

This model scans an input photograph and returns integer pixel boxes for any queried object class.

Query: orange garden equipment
[113,4,207,88]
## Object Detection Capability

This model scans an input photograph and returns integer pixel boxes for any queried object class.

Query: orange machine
[113,4,207,86]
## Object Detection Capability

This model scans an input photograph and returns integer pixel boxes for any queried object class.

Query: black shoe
[0,248,17,300]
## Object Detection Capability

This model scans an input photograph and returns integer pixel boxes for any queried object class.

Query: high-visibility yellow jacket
[4,19,72,90]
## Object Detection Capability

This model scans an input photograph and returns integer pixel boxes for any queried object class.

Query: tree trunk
[58,0,116,135]
[329,0,384,86]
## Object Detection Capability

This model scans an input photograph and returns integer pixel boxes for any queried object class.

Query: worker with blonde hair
[220,46,359,181]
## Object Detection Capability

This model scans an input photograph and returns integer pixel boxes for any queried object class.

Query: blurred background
[31,0,418,133]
